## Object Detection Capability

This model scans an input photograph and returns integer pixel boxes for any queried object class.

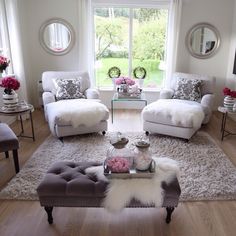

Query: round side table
[0,103,35,141]
[218,106,236,141]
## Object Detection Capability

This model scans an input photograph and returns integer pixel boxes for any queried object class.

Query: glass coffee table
[111,92,147,123]
[0,102,35,141]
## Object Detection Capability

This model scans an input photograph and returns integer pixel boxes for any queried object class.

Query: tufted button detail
[68,163,76,168]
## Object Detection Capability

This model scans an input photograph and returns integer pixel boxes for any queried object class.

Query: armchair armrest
[160,89,174,99]
[201,94,215,112]
[84,88,99,99]
[42,92,56,106]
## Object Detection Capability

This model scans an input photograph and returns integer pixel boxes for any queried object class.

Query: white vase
[223,96,235,111]
[138,79,144,89]
[3,90,18,110]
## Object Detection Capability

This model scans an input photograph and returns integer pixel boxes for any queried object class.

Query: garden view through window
[94,7,168,89]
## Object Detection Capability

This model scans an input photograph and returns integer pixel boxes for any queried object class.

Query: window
[93,5,169,89]
[0,0,13,74]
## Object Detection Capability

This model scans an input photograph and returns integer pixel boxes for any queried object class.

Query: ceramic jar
[134,141,152,171]
[223,96,235,111]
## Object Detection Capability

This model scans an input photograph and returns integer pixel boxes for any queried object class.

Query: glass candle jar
[134,141,152,171]
[105,136,134,173]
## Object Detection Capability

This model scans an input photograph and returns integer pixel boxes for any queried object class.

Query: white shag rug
[0,131,236,201]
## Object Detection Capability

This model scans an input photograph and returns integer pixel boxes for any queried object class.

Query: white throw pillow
[53,77,85,100]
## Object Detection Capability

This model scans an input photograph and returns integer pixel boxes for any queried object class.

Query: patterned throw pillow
[173,78,202,101]
[53,77,85,100]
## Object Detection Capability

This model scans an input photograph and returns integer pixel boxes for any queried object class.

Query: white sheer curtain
[165,0,182,88]
[78,0,94,86]
[4,0,28,101]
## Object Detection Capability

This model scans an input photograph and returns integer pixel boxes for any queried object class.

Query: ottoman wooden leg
[44,206,53,224]
[5,151,9,158]
[12,149,19,173]
[166,207,175,224]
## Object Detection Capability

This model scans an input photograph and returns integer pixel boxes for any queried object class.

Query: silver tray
[104,168,155,179]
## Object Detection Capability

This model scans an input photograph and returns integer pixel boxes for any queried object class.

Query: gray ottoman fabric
[0,123,19,152]
[0,123,20,173]
[37,161,181,224]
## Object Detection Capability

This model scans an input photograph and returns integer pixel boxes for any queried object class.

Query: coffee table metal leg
[111,100,114,123]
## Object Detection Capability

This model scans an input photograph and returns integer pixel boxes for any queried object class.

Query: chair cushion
[46,99,109,127]
[173,77,202,101]
[142,99,204,128]
[53,77,85,100]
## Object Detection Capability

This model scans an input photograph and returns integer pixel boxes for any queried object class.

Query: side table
[218,106,236,141]
[0,103,35,141]
[111,92,147,123]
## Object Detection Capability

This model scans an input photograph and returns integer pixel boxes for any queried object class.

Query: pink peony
[223,87,236,98]
[230,90,236,98]
[107,157,130,173]
[115,76,135,86]
[0,76,20,95]
[223,87,231,96]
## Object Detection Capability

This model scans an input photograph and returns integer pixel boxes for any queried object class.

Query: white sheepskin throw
[85,157,180,212]
[143,99,204,128]
[50,99,109,128]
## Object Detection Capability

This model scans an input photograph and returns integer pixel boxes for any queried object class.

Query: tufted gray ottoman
[37,161,181,224]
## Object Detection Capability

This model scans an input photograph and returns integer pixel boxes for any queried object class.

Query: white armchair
[42,71,109,138]
[142,72,215,140]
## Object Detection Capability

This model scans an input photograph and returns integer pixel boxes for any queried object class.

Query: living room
[0,0,236,235]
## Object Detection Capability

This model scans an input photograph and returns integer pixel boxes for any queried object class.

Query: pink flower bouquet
[115,76,135,86]
[0,76,20,95]
[223,87,236,98]
[106,157,130,173]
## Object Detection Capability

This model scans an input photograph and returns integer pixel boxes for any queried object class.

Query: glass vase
[105,135,134,173]
[134,141,152,171]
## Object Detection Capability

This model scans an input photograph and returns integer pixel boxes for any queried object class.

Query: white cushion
[142,99,204,128]
[46,99,109,127]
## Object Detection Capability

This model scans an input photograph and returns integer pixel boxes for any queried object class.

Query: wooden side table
[0,103,35,141]
[218,106,236,141]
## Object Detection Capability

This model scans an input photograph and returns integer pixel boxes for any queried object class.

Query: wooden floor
[0,109,236,236]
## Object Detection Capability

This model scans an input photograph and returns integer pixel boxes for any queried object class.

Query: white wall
[17,0,236,110]
[177,0,235,108]
[18,0,79,106]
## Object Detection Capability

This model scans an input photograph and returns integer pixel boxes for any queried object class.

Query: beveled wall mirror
[39,18,75,55]
[186,23,220,59]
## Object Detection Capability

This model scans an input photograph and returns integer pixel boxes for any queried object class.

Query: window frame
[92,2,170,90]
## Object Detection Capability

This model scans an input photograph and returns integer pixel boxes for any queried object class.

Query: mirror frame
[39,18,75,56]
[186,23,220,59]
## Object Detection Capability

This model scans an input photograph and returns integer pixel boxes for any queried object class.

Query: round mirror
[39,18,75,55]
[186,23,220,59]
